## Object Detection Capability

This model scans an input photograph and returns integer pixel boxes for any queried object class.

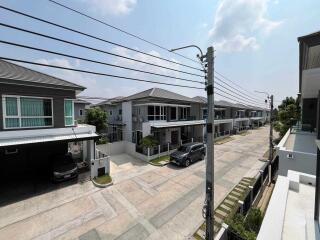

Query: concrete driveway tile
[0,196,96,240]
[137,171,166,185]
[79,229,101,240]
[54,217,105,240]
[96,212,135,240]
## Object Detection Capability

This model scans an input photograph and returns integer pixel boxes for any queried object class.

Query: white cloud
[83,0,137,16]
[209,0,282,52]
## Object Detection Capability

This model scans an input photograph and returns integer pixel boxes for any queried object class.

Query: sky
[0,0,319,106]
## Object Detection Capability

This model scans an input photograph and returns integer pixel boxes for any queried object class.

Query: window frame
[147,105,167,121]
[2,94,54,129]
[64,99,75,127]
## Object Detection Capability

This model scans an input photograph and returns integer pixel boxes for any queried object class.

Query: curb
[148,161,169,167]
[92,179,113,188]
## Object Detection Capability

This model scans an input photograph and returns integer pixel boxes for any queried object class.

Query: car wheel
[184,159,190,167]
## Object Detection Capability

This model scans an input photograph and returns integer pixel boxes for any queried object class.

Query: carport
[0,126,99,206]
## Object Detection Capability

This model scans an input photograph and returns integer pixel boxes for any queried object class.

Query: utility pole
[205,46,214,240]
[268,95,274,184]
[170,45,215,240]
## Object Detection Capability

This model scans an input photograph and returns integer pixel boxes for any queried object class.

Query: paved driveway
[0,126,270,240]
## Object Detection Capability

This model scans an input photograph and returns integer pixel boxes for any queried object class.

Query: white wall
[278,149,316,176]
[142,122,151,137]
[122,101,132,141]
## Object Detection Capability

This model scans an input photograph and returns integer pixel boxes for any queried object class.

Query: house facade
[276,31,320,176]
[96,88,269,157]
[258,31,320,240]
[74,98,91,123]
[0,60,107,182]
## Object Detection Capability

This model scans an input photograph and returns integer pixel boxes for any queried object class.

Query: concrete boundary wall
[97,141,177,162]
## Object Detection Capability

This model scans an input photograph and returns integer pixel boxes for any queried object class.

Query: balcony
[276,128,317,176]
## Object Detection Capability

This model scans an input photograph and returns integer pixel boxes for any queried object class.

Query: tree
[85,107,107,133]
[274,97,300,137]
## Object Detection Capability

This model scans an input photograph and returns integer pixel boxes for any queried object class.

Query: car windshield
[178,146,190,152]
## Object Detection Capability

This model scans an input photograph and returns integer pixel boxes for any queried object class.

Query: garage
[0,132,99,207]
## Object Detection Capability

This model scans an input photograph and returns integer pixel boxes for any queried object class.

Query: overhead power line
[0,57,204,90]
[0,5,203,72]
[47,0,200,65]
[0,23,204,78]
[214,76,264,102]
[215,87,266,108]
[0,40,204,85]
[215,71,263,100]
[214,91,267,109]
[214,80,264,105]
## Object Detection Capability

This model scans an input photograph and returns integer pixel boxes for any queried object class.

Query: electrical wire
[215,86,266,107]
[0,5,203,72]
[0,23,205,78]
[215,71,263,100]
[0,40,204,85]
[47,0,200,65]
[214,76,264,102]
[214,91,268,109]
[0,57,204,90]
[214,81,263,105]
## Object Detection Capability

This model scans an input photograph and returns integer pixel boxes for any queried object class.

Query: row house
[96,88,269,149]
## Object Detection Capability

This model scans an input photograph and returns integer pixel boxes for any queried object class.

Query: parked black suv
[170,142,206,167]
[52,153,78,182]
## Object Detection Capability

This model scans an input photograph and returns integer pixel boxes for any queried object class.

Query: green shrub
[244,208,264,233]
[226,208,263,240]
[97,136,107,145]
[141,135,159,148]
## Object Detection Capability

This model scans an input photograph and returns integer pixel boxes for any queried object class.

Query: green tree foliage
[141,135,159,148]
[85,107,107,133]
[274,97,300,137]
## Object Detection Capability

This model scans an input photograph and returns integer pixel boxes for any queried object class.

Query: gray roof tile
[0,60,85,90]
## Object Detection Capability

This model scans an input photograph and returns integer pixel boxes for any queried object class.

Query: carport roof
[150,120,206,128]
[0,132,99,147]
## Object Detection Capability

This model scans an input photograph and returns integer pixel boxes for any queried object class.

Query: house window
[109,110,113,116]
[147,105,166,121]
[179,107,189,120]
[79,109,83,116]
[170,107,177,120]
[202,109,208,119]
[119,109,122,115]
[3,95,53,129]
[64,99,74,126]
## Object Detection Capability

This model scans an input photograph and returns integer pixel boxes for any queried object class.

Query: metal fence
[135,137,204,157]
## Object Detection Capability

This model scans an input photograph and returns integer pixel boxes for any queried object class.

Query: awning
[150,120,205,129]
[0,132,99,148]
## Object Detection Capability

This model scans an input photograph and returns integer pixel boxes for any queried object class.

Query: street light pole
[170,45,215,240]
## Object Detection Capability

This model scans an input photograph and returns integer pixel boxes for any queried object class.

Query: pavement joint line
[132,177,158,196]
[149,181,204,229]
[111,188,159,236]
[0,187,101,231]
[33,192,118,240]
